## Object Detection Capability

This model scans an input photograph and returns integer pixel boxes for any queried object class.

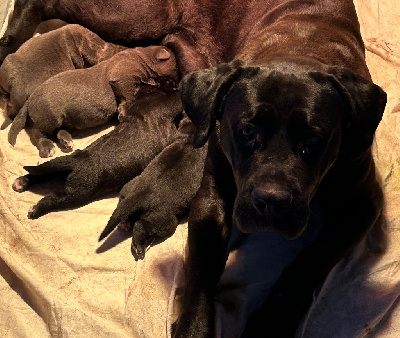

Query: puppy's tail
[99,198,142,241]
[8,102,29,145]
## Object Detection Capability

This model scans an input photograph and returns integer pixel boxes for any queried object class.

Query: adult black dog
[0,0,387,337]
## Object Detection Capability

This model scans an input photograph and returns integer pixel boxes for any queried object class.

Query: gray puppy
[11,83,182,219]
[8,46,178,157]
[99,116,207,260]
[0,24,126,120]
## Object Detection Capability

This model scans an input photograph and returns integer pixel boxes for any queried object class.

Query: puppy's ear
[179,59,244,148]
[328,67,387,160]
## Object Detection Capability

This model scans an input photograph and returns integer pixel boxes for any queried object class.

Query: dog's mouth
[233,188,310,239]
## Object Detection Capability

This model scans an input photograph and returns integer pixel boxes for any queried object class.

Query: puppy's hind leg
[57,129,74,152]
[27,188,94,219]
[12,173,52,192]
[27,165,105,218]
[32,127,55,158]
[27,192,67,219]
[23,155,75,175]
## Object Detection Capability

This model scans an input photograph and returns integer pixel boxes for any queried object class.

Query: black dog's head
[180,59,386,239]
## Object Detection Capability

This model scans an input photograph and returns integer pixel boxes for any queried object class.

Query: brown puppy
[8,46,178,157]
[0,1,386,337]
[99,116,207,260]
[0,24,126,119]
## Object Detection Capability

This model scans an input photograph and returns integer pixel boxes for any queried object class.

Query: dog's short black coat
[178,58,386,337]
[12,83,182,219]
[0,0,387,337]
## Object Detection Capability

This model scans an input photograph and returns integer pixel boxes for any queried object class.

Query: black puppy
[176,58,386,337]
[12,82,182,219]
[99,116,207,260]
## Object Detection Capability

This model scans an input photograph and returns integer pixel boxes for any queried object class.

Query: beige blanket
[0,0,399,337]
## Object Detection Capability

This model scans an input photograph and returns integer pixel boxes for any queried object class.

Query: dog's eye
[299,137,322,158]
[240,125,255,140]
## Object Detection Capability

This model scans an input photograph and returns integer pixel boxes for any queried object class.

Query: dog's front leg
[173,138,236,338]
[242,153,384,337]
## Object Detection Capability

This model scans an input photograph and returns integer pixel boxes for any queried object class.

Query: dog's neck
[207,0,370,79]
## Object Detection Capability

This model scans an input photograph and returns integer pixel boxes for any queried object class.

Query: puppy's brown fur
[8,46,178,157]
[0,24,126,119]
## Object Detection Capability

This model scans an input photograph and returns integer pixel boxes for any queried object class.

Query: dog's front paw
[172,316,211,338]
[28,205,39,219]
[172,305,214,338]
[12,176,30,192]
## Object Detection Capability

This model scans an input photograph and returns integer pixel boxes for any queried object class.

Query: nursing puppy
[0,0,387,336]
[8,46,178,157]
[12,82,182,219]
[99,115,207,260]
[0,24,126,119]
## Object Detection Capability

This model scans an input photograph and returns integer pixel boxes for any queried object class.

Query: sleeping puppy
[11,82,182,219]
[98,115,207,260]
[8,46,178,157]
[0,24,126,120]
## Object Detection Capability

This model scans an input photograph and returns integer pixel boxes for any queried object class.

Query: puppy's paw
[57,130,74,152]
[12,176,30,192]
[117,102,128,121]
[27,205,39,219]
[38,139,55,158]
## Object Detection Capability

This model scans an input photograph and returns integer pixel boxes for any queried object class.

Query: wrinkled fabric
[0,0,400,337]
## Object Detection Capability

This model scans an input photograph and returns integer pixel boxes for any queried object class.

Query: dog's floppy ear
[179,59,245,148]
[328,67,387,160]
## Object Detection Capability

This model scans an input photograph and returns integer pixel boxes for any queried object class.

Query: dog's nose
[252,185,293,215]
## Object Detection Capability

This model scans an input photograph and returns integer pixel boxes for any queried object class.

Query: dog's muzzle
[251,183,294,216]
[234,182,309,239]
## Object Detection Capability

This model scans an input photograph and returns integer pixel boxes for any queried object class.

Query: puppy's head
[180,59,386,238]
[100,179,178,260]
[136,45,179,81]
